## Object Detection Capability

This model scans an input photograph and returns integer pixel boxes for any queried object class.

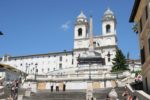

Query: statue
[109,88,118,100]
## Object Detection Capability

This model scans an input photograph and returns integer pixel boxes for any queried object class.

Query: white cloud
[61,21,71,31]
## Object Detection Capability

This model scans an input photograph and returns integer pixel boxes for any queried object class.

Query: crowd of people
[122,87,137,100]
[50,83,66,92]
[7,80,20,100]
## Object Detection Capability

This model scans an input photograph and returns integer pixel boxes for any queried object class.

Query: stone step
[23,87,126,100]
[23,91,86,100]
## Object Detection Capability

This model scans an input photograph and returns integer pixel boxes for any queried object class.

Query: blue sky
[0,0,139,59]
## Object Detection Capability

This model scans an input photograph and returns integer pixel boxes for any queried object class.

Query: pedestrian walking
[10,85,15,98]
[51,85,53,92]
[105,94,110,100]
[63,83,66,91]
[7,95,13,100]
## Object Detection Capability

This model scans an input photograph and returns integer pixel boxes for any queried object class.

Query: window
[140,47,145,64]
[42,68,44,72]
[106,24,111,33]
[107,52,111,62]
[78,28,82,36]
[140,18,143,33]
[108,58,110,62]
[148,38,150,54]
[97,43,100,46]
[72,59,74,65]
[145,6,148,20]
[93,42,96,47]
[48,68,50,72]
[60,56,62,61]
[59,64,62,69]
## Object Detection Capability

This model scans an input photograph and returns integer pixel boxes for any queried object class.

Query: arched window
[106,24,111,33]
[78,28,82,36]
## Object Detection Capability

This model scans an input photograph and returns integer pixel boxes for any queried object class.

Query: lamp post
[89,62,91,80]
[25,64,28,81]
[34,63,38,81]
[132,60,135,72]
[104,72,106,88]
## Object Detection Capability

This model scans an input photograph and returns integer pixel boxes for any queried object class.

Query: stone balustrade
[26,72,128,81]
[126,84,150,100]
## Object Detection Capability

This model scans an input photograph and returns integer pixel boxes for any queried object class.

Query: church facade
[0,9,118,89]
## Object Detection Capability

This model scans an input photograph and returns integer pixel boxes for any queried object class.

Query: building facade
[130,0,150,94]
[0,9,120,89]
[0,9,117,76]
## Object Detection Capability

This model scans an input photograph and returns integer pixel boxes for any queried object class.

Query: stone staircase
[93,88,112,100]
[23,87,126,100]
[23,90,86,100]
[0,87,25,100]
[0,87,11,99]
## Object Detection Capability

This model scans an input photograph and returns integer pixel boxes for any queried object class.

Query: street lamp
[25,64,28,81]
[132,60,135,72]
[89,62,91,80]
[104,72,106,88]
[34,63,38,81]
[25,63,28,74]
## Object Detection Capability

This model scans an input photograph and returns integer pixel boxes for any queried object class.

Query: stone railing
[26,72,128,81]
[126,84,150,100]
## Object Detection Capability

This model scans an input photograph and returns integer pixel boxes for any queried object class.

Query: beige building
[130,0,150,94]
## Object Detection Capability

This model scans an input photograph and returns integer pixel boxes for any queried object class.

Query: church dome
[104,8,114,15]
[77,11,87,19]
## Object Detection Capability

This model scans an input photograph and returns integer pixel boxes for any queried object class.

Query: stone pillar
[17,95,23,100]
[25,90,31,97]
[31,82,37,93]
[86,81,93,100]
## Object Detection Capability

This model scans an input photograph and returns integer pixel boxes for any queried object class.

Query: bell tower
[74,11,88,39]
[74,11,88,49]
[102,8,117,35]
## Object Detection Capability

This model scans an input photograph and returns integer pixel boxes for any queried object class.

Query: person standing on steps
[50,83,53,92]
[63,83,66,91]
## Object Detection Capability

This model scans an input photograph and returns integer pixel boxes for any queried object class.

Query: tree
[111,48,128,72]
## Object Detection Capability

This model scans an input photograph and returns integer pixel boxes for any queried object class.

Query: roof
[77,11,87,19]
[104,8,114,15]
[129,0,141,22]
[6,50,73,59]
